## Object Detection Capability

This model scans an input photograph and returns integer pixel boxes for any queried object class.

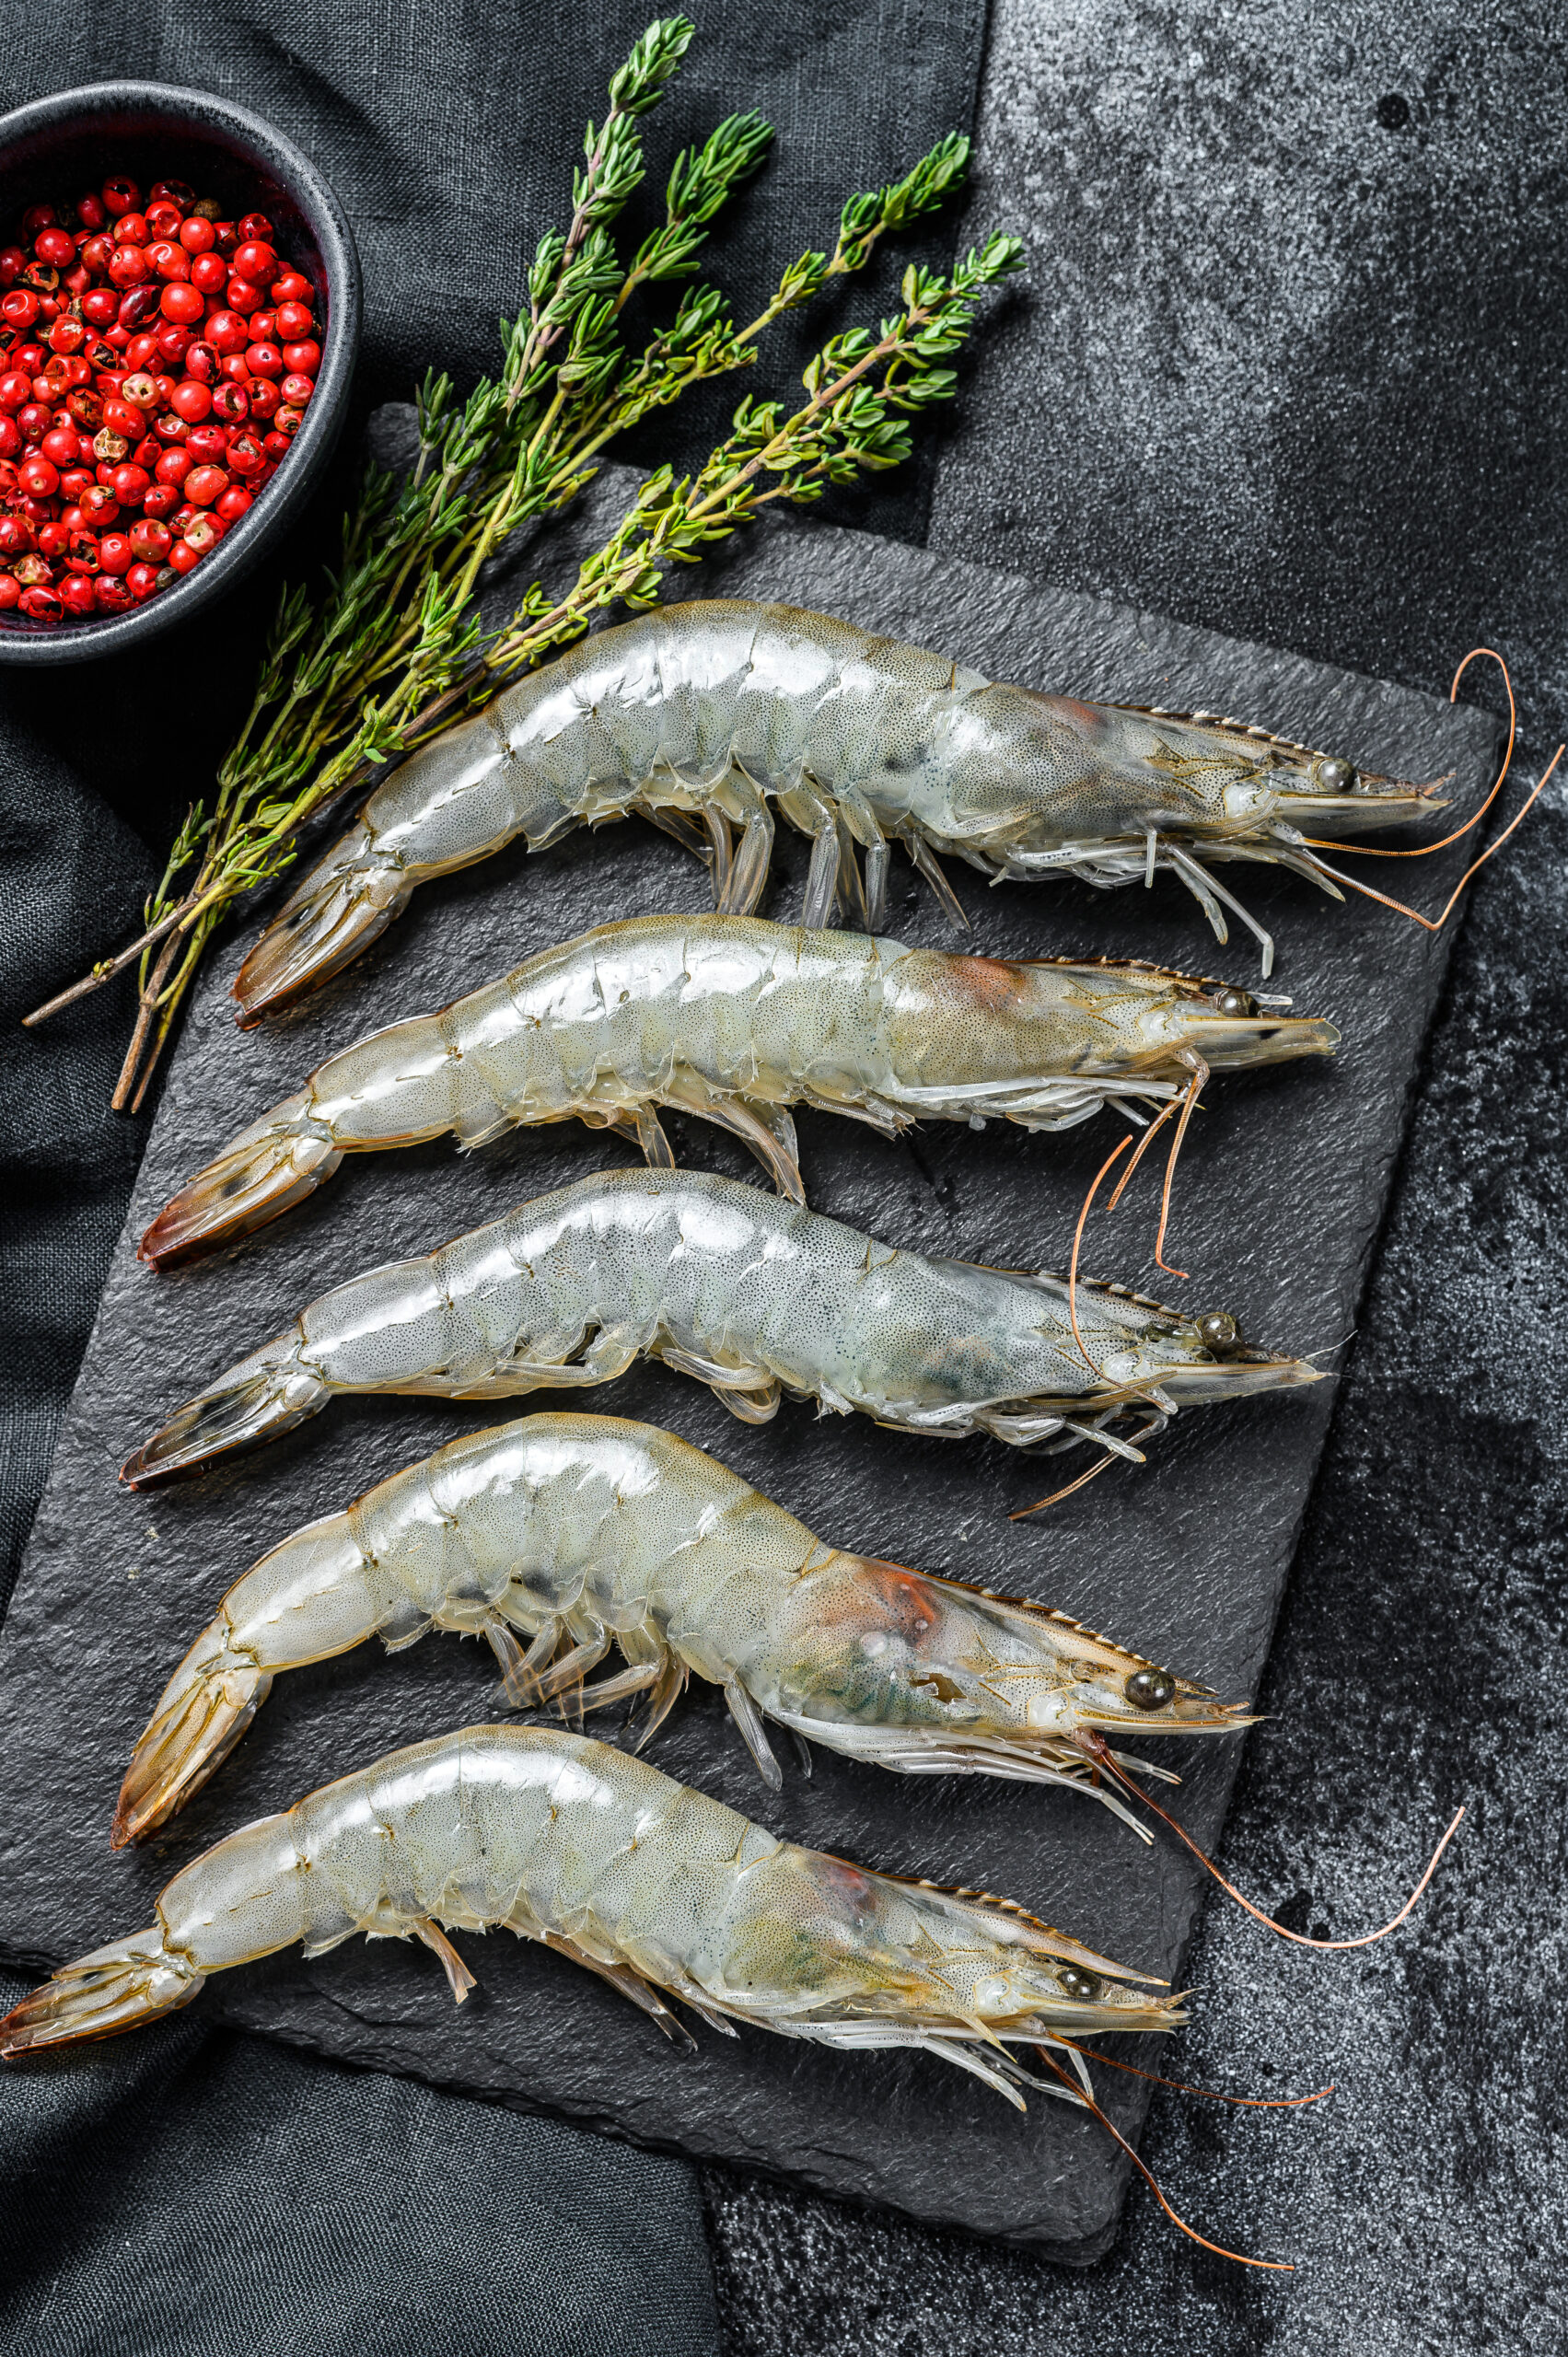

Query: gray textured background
[706,4,1568,2349]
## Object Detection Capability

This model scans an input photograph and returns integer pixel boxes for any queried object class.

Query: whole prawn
[121,1167,1320,1487]
[113,1411,1249,1846]
[233,598,1444,1019]
[3,1723,1179,2112]
[143,912,1337,1267]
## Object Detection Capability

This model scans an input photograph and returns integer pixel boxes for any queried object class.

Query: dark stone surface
[0,474,1496,2258]
[702,2,1568,2342]
[927,0,1568,751]
[702,790,1568,2354]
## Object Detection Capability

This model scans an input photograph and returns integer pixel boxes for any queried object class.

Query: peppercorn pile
[0,172,322,623]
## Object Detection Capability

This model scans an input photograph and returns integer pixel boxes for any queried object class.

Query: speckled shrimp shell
[121,1167,1321,1489]
[232,598,1445,1017]
[112,1411,1251,1846]
[3,1724,1181,2105]
[142,912,1339,1266]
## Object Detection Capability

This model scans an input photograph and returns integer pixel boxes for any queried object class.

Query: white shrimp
[121,1167,1322,1487]
[5,1724,1180,2110]
[232,598,1446,1016]
[113,1411,1250,1844]
[144,913,1337,1266]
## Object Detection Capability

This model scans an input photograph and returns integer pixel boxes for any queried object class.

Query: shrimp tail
[120,1336,326,1489]
[0,1930,203,2057]
[137,1092,341,1268]
[233,823,409,1026]
[112,1654,272,1847]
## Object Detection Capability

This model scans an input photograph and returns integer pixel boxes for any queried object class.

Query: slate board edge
[201,1989,1134,2267]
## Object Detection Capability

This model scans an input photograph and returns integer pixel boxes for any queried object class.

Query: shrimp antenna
[1023,1098,1214,1518]
[1051,2037,1333,2110]
[1309,647,1516,863]
[1299,650,1561,933]
[1021,1097,1203,1518]
[1016,1137,1132,1516]
[1065,1132,1133,1369]
[1148,1059,1207,1279]
[1010,1452,1118,1518]
[1105,1060,1208,1279]
[1105,1092,1181,1211]
[1029,2045,1295,2270]
[1078,1731,1465,1951]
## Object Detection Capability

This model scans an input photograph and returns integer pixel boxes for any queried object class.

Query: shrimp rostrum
[141,911,1336,1266]
[122,1167,1321,1487]
[114,1411,1249,1846]
[4,1724,1179,2110]
[233,598,1446,1018]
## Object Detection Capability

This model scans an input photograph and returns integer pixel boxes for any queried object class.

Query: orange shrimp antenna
[1078,1730,1465,1952]
[1050,2038,1334,2111]
[1019,1089,1214,1518]
[1010,1450,1117,1519]
[1305,646,1516,863]
[1150,1059,1205,1278]
[1065,1131,1133,1370]
[1105,1092,1181,1211]
[1014,1134,1136,1519]
[1300,648,1561,934]
[1029,2045,1295,2270]
[1104,1060,1208,1279]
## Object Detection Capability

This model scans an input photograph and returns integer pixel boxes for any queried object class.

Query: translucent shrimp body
[144,912,1338,1265]
[233,598,1444,1016]
[114,1411,1249,1844]
[122,1167,1321,1487]
[4,1724,1180,2105]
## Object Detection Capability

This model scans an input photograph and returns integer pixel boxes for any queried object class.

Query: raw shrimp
[144,912,1338,1266]
[113,1411,1249,1845]
[4,1723,1180,2108]
[122,1167,1320,1487]
[232,598,1445,1018]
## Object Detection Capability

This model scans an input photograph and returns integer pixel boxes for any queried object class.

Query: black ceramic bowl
[0,82,360,665]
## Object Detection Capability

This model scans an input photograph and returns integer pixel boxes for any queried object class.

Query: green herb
[491,236,1023,670]
[26,23,1019,1115]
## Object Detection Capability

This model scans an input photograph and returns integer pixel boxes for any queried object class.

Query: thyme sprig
[26,28,1018,1117]
[486,235,1024,675]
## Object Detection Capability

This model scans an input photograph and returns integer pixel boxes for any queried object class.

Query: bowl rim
[0,78,361,666]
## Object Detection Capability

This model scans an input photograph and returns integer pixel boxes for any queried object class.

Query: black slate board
[0,473,1498,2258]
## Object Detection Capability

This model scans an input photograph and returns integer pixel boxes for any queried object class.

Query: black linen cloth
[0,5,984,2351]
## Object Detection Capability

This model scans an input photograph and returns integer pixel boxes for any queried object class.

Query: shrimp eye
[1213,985,1256,1018]
[1315,758,1355,793]
[1059,1964,1102,2002]
[1198,1309,1243,1355]
[1125,1667,1177,1711]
